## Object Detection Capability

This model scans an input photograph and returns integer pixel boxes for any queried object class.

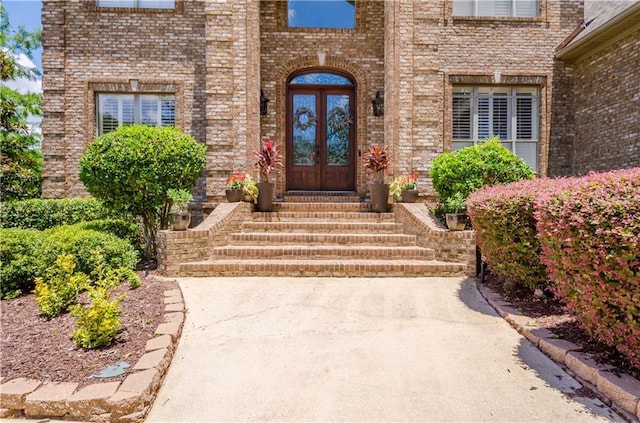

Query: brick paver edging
[0,281,185,422]
[476,281,640,422]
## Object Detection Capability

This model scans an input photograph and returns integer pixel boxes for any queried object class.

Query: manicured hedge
[467,178,559,291]
[536,168,640,367]
[0,225,138,300]
[0,198,120,230]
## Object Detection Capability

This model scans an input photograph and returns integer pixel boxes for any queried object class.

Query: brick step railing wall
[156,199,476,278]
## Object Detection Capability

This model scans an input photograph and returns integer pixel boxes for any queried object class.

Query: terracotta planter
[256,182,275,212]
[445,213,468,231]
[400,189,418,203]
[170,209,191,231]
[370,183,389,213]
[225,189,242,202]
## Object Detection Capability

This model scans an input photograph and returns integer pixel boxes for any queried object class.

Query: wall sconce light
[493,71,502,84]
[372,91,384,117]
[129,79,139,91]
[260,90,270,116]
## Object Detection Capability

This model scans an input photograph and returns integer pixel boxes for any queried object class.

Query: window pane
[516,96,533,139]
[492,95,509,139]
[452,141,473,150]
[492,0,512,16]
[516,142,537,172]
[122,98,134,125]
[288,0,355,29]
[160,97,175,126]
[138,0,174,9]
[100,96,120,134]
[452,0,473,16]
[140,96,159,125]
[452,95,471,139]
[515,0,538,17]
[97,0,135,7]
[477,97,490,139]
[290,73,353,86]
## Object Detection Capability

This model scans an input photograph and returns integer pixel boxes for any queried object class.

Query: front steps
[176,199,469,277]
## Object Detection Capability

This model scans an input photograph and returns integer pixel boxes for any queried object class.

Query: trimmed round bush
[0,228,42,299]
[430,137,534,202]
[78,219,144,257]
[536,168,640,367]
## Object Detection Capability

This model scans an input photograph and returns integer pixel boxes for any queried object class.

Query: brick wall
[571,30,640,174]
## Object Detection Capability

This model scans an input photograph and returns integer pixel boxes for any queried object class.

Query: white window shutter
[515,0,538,17]
[161,97,176,126]
[516,96,533,139]
[453,0,474,16]
[452,95,472,139]
[477,97,490,139]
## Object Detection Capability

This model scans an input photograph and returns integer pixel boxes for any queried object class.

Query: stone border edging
[476,281,640,422]
[0,279,185,422]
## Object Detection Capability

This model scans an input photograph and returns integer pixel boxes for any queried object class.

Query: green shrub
[70,285,126,349]
[536,168,640,367]
[430,137,534,203]
[79,125,206,261]
[78,219,144,257]
[0,228,41,299]
[36,225,138,279]
[0,197,120,230]
[34,254,89,318]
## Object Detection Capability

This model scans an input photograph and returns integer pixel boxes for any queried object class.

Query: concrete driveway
[146,277,622,422]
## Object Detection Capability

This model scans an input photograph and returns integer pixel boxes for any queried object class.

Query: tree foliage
[78,125,206,261]
[0,4,42,200]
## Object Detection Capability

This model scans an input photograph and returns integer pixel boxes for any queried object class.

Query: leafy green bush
[536,168,640,367]
[36,225,138,279]
[0,228,41,299]
[79,125,206,261]
[0,197,120,230]
[78,219,144,257]
[34,254,89,318]
[430,137,534,203]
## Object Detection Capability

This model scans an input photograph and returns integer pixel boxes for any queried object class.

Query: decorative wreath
[327,106,352,134]
[294,106,317,131]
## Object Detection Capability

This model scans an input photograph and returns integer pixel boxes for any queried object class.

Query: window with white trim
[96,0,174,9]
[97,94,175,135]
[453,0,539,17]
[453,86,539,172]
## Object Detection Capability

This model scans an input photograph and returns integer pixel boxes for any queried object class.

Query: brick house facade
[40,0,638,203]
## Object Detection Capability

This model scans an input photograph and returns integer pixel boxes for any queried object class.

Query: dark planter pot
[400,189,419,203]
[170,209,191,231]
[257,182,275,212]
[445,213,468,231]
[225,189,243,203]
[370,183,390,213]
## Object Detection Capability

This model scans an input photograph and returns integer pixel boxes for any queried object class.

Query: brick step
[283,195,361,203]
[271,202,377,212]
[241,221,404,233]
[210,245,436,260]
[228,232,417,246]
[251,211,395,222]
[178,259,468,277]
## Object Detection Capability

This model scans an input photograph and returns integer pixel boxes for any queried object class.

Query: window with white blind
[452,86,539,172]
[96,0,174,9]
[97,94,175,135]
[453,0,539,17]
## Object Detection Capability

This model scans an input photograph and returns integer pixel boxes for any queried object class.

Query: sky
[3,0,43,94]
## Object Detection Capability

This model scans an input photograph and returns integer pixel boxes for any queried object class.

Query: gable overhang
[556,3,640,62]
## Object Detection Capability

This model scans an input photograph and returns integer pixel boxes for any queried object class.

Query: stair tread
[183,259,464,266]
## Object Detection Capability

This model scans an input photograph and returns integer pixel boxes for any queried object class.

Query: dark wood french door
[286,87,356,191]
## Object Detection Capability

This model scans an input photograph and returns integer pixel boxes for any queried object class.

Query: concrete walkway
[146,277,622,422]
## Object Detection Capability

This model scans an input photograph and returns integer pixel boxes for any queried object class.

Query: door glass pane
[292,94,317,166]
[326,94,350,166]
[290,73,353,86]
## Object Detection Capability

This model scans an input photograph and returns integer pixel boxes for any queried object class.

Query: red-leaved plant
[363,144,392,183]
[253,140,282,183]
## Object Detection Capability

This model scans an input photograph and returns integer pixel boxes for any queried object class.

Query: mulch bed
[482,271,639,380]
[0,275,178,389]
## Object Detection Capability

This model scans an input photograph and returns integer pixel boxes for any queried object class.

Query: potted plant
[242,173,259,203]
[167,188,192,231]
[389,173,418,203]
[363,144,392,213]
[225,172,245,202]
[253,140,282,212]
[443,192,468,231]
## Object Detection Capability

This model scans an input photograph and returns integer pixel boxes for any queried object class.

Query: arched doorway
[286,70,356,191]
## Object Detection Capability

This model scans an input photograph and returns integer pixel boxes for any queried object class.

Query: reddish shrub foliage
[536,168,640,367]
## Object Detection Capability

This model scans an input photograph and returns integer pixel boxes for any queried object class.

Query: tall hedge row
[467,168,640,367]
